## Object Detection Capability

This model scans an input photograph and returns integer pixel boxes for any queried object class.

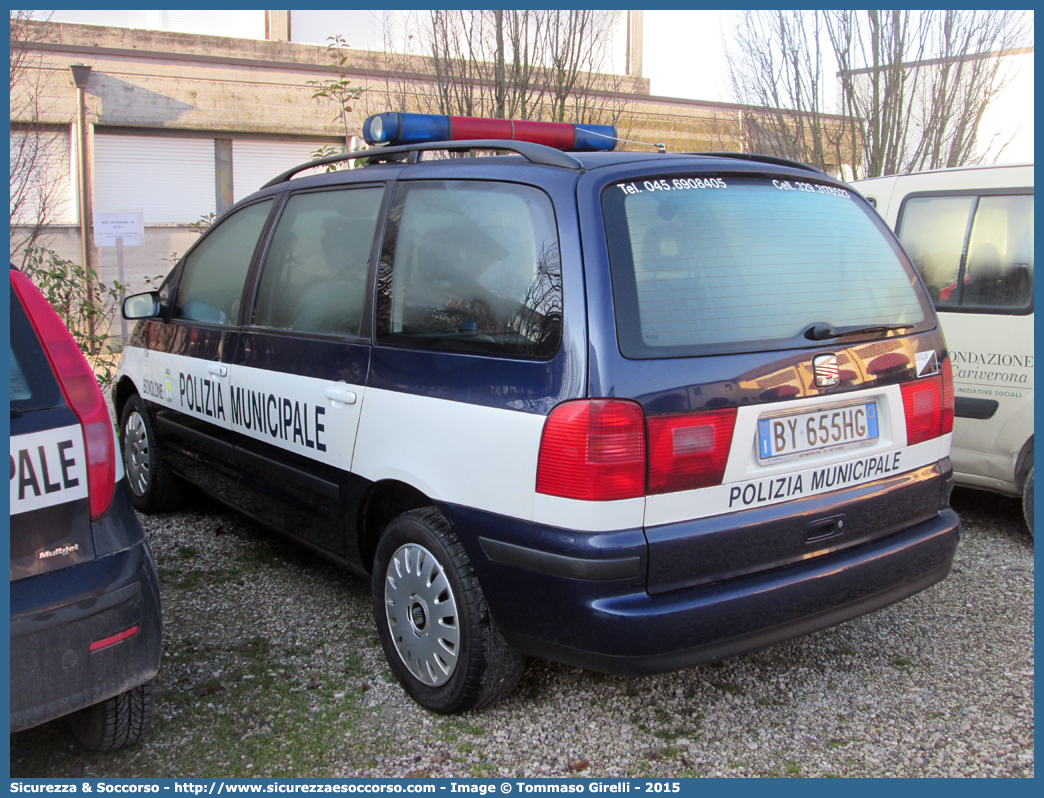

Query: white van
[856,164,1034,534]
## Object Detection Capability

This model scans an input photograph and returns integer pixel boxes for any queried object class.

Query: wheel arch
[357,479,435,573]
[1015,434,1034,493]
[114,375,140,422]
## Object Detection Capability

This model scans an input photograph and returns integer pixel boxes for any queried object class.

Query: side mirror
[123,291,161,320]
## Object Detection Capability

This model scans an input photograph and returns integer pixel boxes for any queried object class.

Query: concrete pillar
[266,10,291,42]
[215,139,233,214]
[626,10,643,78]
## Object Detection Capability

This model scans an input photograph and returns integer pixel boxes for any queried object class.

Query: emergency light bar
[362,112,618,152]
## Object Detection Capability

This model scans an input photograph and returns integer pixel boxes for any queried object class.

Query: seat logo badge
[813,354,840,388]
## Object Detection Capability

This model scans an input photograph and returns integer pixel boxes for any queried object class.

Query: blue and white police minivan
[115,112,960,712]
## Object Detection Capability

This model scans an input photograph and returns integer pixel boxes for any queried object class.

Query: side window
[376,181,562,358]
[897,196,973,307]
[962,194,1033,310]
[252,186,384,336]
[174,199,273,324]
[898,192,1034,312]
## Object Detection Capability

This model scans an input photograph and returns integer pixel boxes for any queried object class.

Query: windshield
[602,175,932,358]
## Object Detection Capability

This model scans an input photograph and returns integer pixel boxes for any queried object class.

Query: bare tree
[371,10,630,133]
[727,9,1033,178]
[10,10,70,262]
[727,10,859,174]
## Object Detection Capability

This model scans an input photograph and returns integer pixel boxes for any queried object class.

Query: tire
[372,507,525,713]
[1022,466,1033,538]
[120,395,181,512]
[68,680,155,751]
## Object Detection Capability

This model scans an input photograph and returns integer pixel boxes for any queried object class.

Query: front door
[228,183,386,558]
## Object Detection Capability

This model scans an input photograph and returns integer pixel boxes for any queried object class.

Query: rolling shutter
[93,134,215,224]
[231,140,328,203]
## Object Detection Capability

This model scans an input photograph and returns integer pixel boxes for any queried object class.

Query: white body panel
[118,347,365,472]
[119,349,952,532]
[352,387,546,524]
[10,425,89,515]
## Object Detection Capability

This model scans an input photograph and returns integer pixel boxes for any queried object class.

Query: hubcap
[384,543,460,687]
[123,411,151,497]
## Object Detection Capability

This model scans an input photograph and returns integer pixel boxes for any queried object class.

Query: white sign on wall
[93,210,145,247]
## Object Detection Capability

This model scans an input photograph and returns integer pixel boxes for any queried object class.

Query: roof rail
[262,139,583,188]
[688,152,827,176]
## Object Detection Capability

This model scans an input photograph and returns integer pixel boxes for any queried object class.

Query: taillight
[647,408,737,494]
[941,357,954,435]
[536,399,646,501]
[900,371,945,446]
[10,270,116,518]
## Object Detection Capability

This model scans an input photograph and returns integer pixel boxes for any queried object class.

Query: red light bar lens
[90,624,140,652]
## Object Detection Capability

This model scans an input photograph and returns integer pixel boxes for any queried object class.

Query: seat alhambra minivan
[115,112,960,712]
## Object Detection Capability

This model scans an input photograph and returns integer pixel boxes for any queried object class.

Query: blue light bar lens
[363,113,451,146]
[573,124,617,152]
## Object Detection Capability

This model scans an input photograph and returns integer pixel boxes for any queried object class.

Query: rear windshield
[602,175,932,358]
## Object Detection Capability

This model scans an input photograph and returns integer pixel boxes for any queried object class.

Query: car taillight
[941,357,954,435]
[900,370,946,447]
[11,270,116,519]
[647,408,737,494]
[536,399,646,501]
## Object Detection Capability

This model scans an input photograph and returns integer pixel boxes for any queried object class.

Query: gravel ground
[10,487,1033,778]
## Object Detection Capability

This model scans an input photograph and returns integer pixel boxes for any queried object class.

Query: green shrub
[21,247,136,389]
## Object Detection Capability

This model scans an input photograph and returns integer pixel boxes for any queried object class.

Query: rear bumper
[502,511,957,674]
[442,481,959,675]
[10,539,162,732]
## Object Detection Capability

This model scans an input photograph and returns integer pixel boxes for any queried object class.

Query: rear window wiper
[804,322,911,341]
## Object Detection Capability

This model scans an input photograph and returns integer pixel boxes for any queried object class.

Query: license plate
[758,402,879,459]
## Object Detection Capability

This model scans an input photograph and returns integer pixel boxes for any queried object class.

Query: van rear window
[602,176,931,358]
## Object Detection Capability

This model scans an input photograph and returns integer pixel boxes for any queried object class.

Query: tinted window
[603,176,929,358]
[899,193,1034,313]
[174,200,273,324]
[897,196,974,307]
[10,289,64,414]
[10,346,31,401]
[376,181,561,358]
[253,187,383,336]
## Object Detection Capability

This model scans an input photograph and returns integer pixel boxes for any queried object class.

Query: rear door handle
[208,363,227,377]
[325,386,357,406]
